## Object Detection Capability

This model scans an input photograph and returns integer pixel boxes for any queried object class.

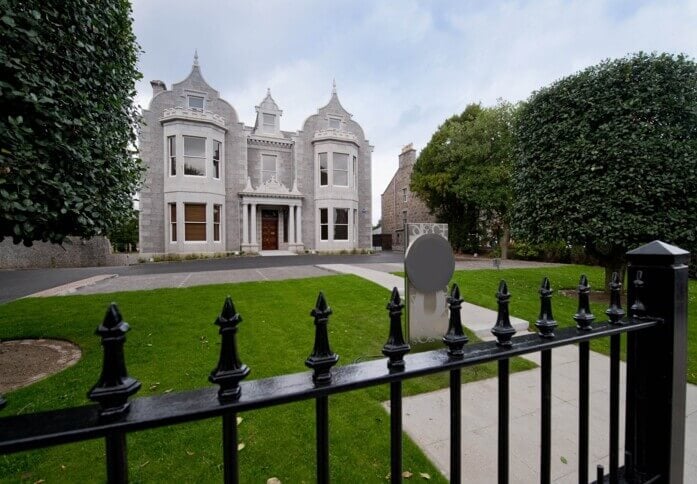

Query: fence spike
[491,280,516,347]
[535,277,557,338]
[574,274,595,330]
[209,296,250,402]
[305,292,339,385]
[443,283,469,358]
[606,272,625,324]
[0,394,5,410]
[88,303,141,418]
[630,270,646,320]
[382,287,410,370]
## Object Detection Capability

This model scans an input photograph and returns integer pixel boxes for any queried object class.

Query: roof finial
[193,49,199,66]
[332,78,337,95]
[267,87,271,96]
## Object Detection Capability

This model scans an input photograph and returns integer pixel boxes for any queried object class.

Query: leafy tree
[0,0,143,246]
[513,52,697,285]
[411,102,517,256]
[107,209,139,252]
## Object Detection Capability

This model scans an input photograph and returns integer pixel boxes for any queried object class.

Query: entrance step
[258,250,298,256]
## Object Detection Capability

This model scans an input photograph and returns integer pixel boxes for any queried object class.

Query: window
[188,95,204,110]
[168,136,176,176]
[329,117,341,129]
[320,208,328,240]
[184,136,206,176]
[333,153,349,186]
[263,113,276,133]
[261,154,277,183]
[334,208,349,240]
[184,203,206,241]
[402,188,407,202]
[319,153,328,186]
[213,204,221,242]
[353,209,357,243]
[353,155,357,187]
[213,140,221,179]
[169,203,177,242]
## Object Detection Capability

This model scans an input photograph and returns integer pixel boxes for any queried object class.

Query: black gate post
[625,241,689,483]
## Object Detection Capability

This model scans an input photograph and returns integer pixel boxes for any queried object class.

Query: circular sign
[404,234,455,293]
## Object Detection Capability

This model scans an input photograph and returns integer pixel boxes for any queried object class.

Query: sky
[131,0,697,224]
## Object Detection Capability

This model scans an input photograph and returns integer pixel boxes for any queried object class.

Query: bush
[0,0,143,246]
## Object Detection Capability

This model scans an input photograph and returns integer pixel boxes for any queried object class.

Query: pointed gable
[253,88,283,137]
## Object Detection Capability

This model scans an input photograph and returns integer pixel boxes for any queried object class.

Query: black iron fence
[0,241,689,484]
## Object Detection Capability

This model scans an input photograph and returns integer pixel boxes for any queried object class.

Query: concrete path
[387,345,697,482]
[65,266,333,295]
[316,263,529,338]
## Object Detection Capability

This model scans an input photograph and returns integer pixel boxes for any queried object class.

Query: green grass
[0,274,534,483]
[448,265,697,383]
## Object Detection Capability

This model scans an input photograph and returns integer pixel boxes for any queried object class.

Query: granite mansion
[138,55,372,255]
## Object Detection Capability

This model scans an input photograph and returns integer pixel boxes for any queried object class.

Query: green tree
[0,0,143,246]
[513,52,697,285]
[411,101,517,256]
[107,209,139,252]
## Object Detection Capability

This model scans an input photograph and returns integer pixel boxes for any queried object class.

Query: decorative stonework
[241,176,303,198]
[313,128,358,145]
[160,107,227,130]
[248,135,294,148]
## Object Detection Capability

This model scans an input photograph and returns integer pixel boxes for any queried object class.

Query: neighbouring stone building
[381,144,437,250]
[138,54,372,255]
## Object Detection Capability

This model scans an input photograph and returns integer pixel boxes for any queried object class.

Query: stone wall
[381,144,437,250]
[0,237,136,269]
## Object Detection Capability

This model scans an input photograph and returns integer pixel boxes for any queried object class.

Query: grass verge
[0,274,533,483]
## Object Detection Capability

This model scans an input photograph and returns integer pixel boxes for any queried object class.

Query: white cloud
[131,0,697,223]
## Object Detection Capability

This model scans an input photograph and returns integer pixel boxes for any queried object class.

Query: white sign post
[404,223,453,343]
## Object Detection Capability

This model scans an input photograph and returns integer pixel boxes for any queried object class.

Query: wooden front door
[261,211,278,250]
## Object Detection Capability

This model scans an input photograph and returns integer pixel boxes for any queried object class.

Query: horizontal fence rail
[0,241,689,484]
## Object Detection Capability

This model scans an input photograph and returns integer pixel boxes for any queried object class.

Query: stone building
[380,144,437,250]
[138,54,372,254]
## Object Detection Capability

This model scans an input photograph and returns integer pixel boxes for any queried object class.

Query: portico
[240,177,304,253]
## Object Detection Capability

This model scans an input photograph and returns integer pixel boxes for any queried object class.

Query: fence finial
[606,272,625,324]
[0,394,5,410]
[305,292,339,385]
[382,287,410,370]
[630,270,646,320]
[88,303,141,418]
[574,274,595,330]
[443,283,468,357]
[491,280,516,347]
[535,277,557,338]
[209,296,250,402]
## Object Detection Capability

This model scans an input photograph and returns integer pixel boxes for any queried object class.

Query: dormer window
[263,113,276,133]
[329,117,341,129]
[188,95,204,110]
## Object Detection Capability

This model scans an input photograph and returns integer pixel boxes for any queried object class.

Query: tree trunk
[604,259,627,293]
[499,225,510,260]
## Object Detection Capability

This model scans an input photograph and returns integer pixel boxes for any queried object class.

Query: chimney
[150,80,167,96]
[398,143,416,168]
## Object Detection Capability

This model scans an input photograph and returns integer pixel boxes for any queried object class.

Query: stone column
[297,205,303,244]
[288,205,296,245]
[242,202,249,246]
[250,203,257,247]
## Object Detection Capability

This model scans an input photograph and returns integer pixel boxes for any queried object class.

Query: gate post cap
[626,240,690,265]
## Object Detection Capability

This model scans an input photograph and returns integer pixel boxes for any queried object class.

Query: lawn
[448,264,697,384]
[0,274,534,483]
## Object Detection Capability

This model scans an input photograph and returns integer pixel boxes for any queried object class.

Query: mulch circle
[0,339,81,393]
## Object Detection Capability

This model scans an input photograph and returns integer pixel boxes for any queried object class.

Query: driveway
[0,252,403,303]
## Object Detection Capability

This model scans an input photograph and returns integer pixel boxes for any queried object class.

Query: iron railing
[0,240,689,484]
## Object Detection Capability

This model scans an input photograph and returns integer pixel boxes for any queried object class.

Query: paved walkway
[390,345,697,482]
[316,263,529,339]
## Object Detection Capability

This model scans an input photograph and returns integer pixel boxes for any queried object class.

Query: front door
[261,210,278,250]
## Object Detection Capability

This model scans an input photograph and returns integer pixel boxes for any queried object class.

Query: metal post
[625,241,689,483]
[105,432,128,484]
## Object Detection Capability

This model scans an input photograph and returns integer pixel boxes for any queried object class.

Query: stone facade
[381,144,437,250]
[0,237,136,269]
[139,55,372,255]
